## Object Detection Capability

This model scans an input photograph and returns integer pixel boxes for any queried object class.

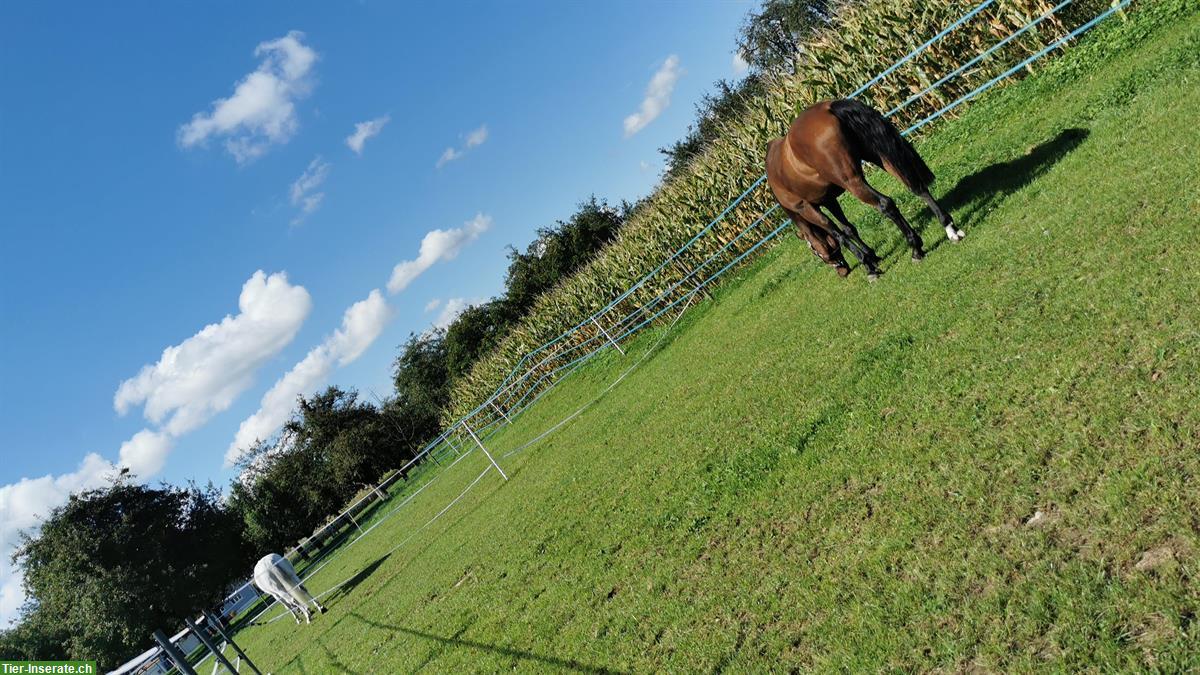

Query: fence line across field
[234,447,478,631]
[241,290,694,631]
[151,3,1127,672]
[483,204,783,422]
[242,463,495,632]
[228,288,701,638]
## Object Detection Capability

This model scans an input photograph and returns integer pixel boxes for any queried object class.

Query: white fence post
[489,399,512,424]
[462,421,508,481]
[591,317,626,355]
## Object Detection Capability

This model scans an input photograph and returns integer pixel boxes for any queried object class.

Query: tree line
[1,3,834,667]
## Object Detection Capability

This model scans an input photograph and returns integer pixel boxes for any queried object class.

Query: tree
[503,197,627,317]
[0,606,69,662]
[391,329,451,443]
[437,197,630,381]
[443,301,511,381]
[288,387,392,491]
[228,387,396,553]
[736,0,834,75]
[10,479,249,669]
[229,448,327,553]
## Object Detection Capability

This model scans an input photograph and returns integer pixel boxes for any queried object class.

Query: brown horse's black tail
[829,98,934,193]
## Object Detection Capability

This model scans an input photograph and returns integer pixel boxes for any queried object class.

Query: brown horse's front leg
[823,198,881,268]
[797,203,880,279]
[786,209,850,277]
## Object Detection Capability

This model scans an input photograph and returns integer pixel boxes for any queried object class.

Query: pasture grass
[228,5,1200,671]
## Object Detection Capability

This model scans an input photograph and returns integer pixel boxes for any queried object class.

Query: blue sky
[0,1,752,623]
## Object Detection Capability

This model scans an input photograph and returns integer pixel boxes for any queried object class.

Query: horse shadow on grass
[847,126,1091,266]
[922,126,1090,253]
[321,552,392,605]
[347,611,624,674]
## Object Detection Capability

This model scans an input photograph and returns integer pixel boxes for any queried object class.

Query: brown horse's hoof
[835,265,851,278]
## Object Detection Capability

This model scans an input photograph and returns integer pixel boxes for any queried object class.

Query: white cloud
[1,272,313,626]
[424,298,443,313]
[0,572,22,628]
[326,291,391,364]
[289,157,330,224]
[0,453,118,626]
[387,213,491,294]
[117,430,174,478]
[433,297,481,330]
[435,124,488,168]
[290,157,329,204]
[226,289,391,466]
[345,115,390,155]
[0,456,115,552]
[464,125,488,148]
[732,51,749,75]
[114,271,312,437]
[436,147,462,168]
[178,31,317,163]
[623,55,682,138]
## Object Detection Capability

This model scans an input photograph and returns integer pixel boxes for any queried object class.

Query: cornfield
[443,0,1112,424]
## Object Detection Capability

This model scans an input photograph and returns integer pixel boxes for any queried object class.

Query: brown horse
[766,99,964,280]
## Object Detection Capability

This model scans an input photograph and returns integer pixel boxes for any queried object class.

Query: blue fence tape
[904,0,1132,135]
[848,0,996,99]
[888,0,1078,118]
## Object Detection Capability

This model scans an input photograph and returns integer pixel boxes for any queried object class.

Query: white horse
[252,553,326,624]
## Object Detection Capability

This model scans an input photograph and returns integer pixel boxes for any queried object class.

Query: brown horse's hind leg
[917,189,965,242]
[842,174,926,262]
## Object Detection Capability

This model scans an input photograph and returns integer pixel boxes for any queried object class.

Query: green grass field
[224,5,1200,671]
